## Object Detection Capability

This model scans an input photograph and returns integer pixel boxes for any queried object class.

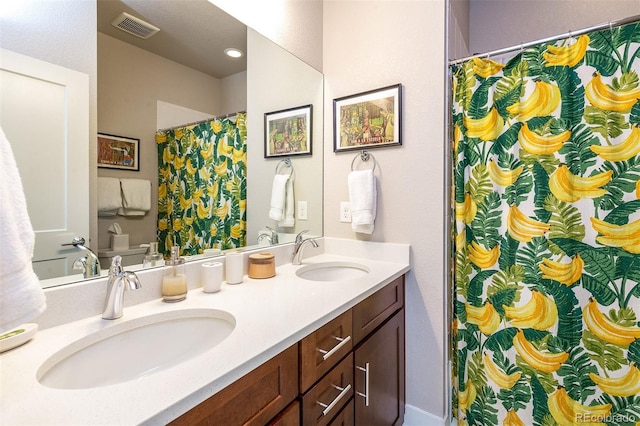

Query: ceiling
[97,0,247,79]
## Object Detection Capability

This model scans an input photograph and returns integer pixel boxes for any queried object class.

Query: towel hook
[275,158,294,176]
[351,150,376,172]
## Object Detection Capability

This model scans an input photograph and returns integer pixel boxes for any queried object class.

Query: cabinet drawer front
[268,401,300,426]
[169,345,298,426]
[327,399,354,426]
[302,353,354,426]
[300,310,353,392]
[353,276,404,344]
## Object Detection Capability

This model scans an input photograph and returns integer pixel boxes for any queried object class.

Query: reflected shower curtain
[156,114,247,256]
[451,22,640,425]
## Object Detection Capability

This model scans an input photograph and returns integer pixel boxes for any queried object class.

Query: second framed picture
[264,104,312,158]
[333,83,402,152]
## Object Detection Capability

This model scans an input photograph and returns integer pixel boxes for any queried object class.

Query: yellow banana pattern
[488,159,523,186]
[589,363,640,397]
[586,72,640,112]
[549,165,613,203]
[504,290,558,330]
[583,298,640,346]
[464,107,504,141]
[513,330,569,373]
[156,115,247,256]
[539,254,584,286]
[468,242,500,268]
[484,353,521,389]
[507,205,551,242]
[590,125,640,161]
[472,57,505,78]
[507,80,561,121]
[518,122,571,155]
[453,23,640,424]
[543,35,590,68]
[591,217,640,254]
[548,386,611,426]
[466,302,501,335]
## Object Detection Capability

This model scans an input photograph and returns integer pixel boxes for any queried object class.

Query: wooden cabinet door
[352,276,404,345]
[354,309,405,426]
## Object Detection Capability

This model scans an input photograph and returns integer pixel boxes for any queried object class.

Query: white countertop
[0,238,410,425]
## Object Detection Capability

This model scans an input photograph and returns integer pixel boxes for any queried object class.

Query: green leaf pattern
[452,23,640,425]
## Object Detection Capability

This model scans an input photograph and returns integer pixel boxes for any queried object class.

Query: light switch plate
[298,201,308,220]
[340,202,351,223]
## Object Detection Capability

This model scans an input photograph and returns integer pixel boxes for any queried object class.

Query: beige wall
[97,33,229,250]
[323,0,447,419]
[468,0,640,55]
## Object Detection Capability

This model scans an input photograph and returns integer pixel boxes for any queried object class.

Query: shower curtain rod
[449,13,640,65]
[157,110,246,133]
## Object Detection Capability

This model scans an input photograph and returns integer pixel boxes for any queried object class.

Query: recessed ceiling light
[224,48,244,58]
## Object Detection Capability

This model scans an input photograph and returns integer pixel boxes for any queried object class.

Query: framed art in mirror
[264,104,312,158]
[97,133,140,171]
[333,83,402,152]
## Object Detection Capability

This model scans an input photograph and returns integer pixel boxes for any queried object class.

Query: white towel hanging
[348,169,377,234]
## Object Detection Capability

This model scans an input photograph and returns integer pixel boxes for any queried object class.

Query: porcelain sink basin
[37,308,235,390]
[296,261,370,282]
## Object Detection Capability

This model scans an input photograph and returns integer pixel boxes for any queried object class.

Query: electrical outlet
[340,202,351,223]
[298,201,308,220]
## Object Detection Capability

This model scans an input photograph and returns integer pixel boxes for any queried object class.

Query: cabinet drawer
[268,401,300,426]
[352,276,404,345]
[327,398,354,426]
[301,353,354,426]
[300,309,353,392]
[169,344,298,426]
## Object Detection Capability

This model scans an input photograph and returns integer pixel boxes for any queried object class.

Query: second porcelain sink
[37,308,235,390]
[296,261,370,282]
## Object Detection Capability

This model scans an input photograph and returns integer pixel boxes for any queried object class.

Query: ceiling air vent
[111,12,160,39]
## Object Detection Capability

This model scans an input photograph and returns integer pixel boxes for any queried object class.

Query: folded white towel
[97,177,122,216]
[269,174,290,221]
[348,169,377,234]
[118,178,151,216]
[0,128,46,332]
[279,176,295,227]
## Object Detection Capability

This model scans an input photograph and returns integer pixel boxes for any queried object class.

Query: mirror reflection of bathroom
[0,0,323,287]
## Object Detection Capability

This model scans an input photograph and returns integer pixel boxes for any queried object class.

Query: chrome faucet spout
[102,255,141,320]
[258,226,279,245]
[292,230,318,265]
[65,236,101,278]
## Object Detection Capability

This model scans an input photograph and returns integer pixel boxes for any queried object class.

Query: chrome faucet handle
[295,230,309,245]
[109,255,124,275]
[61,236,87,247]
[265,226,279,244]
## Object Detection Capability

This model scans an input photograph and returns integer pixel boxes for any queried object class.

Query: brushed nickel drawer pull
[317,335,352,361]
[356,362,370,406]
[317,384,352,416]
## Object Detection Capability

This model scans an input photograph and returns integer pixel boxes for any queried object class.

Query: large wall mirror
[1,0,323,288]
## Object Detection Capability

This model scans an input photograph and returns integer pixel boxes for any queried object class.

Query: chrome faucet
[291,230,318,265]
[258,226,279,245]
[63,237,101,278]
[102,255,141,320]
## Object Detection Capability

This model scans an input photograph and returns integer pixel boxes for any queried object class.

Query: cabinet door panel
[354,309,405,426]
[169,344,298,426]
[269,401,300,426]
[352,277,404,345]
[328,399,354,426]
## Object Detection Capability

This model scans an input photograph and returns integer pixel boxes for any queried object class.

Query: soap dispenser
[162,246,187,302]
[143,241,164,268]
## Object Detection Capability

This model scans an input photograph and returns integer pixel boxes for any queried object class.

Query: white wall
[469,0,640,55]
[324,0,447,420]
[0,0,98,250]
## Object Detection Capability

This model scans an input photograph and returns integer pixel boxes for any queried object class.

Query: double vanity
[0,238,410,425]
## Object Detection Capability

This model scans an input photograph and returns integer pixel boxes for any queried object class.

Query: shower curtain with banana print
[156,114,247,256]
[452,22,640,426]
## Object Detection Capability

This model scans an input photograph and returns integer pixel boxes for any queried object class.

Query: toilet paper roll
[225,252,244,285]
[201,262,223,293]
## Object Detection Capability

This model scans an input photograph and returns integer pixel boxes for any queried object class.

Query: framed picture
[264,104,312,158]
[97,133,140,171]
[333,83,402,152]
